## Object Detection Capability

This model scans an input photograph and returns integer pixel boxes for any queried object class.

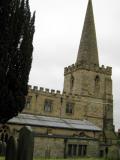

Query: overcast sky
[29,0,120,130]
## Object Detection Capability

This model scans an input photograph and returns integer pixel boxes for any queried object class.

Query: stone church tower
[3,0,117,158]
[63,0,114,133]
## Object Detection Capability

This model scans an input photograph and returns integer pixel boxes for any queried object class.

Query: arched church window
[95,75,100,94]
[1,133,4,142]
[0,125,10,143]
[25,96,32,109]
[70,75,74,90]
[66,102,74,114]
[44,99,53,112]
[95,75,100,83]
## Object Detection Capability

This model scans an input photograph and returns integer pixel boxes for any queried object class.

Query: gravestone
[5,136,17,160]
[107,145,119,160]
[0,141,2,155]
[17,126,34,160]
[1,142,6,156]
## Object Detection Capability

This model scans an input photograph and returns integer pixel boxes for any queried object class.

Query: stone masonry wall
[34,137,64,158]
[23,86,104,128]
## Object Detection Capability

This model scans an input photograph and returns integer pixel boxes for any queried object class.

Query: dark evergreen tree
[0,0,35,123]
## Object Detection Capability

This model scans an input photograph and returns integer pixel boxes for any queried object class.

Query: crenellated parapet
[64,63,112,75]
[28,85,61,95]
[28,85,82,100]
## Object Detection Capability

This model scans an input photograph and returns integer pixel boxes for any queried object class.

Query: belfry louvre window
[66,103,74,114]
[44,99,52,112]
[95,75,100,94]
[70,75,74,90]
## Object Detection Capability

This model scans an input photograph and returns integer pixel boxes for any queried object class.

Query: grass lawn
[0,157,105,160]
[34,158,104,160]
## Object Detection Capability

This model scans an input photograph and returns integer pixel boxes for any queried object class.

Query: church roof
[76,0,99,66]
[8,113,101,132]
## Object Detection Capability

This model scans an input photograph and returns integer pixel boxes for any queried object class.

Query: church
[0,0,117,158]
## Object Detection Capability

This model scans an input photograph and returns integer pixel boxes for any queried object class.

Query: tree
[0,0,35,123]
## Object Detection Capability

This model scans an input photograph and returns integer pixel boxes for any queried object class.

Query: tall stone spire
[76,0,99,66]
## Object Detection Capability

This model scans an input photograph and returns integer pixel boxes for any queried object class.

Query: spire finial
[76,0,99,66]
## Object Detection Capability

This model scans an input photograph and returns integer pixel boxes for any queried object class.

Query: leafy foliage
[0,0,35,123]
